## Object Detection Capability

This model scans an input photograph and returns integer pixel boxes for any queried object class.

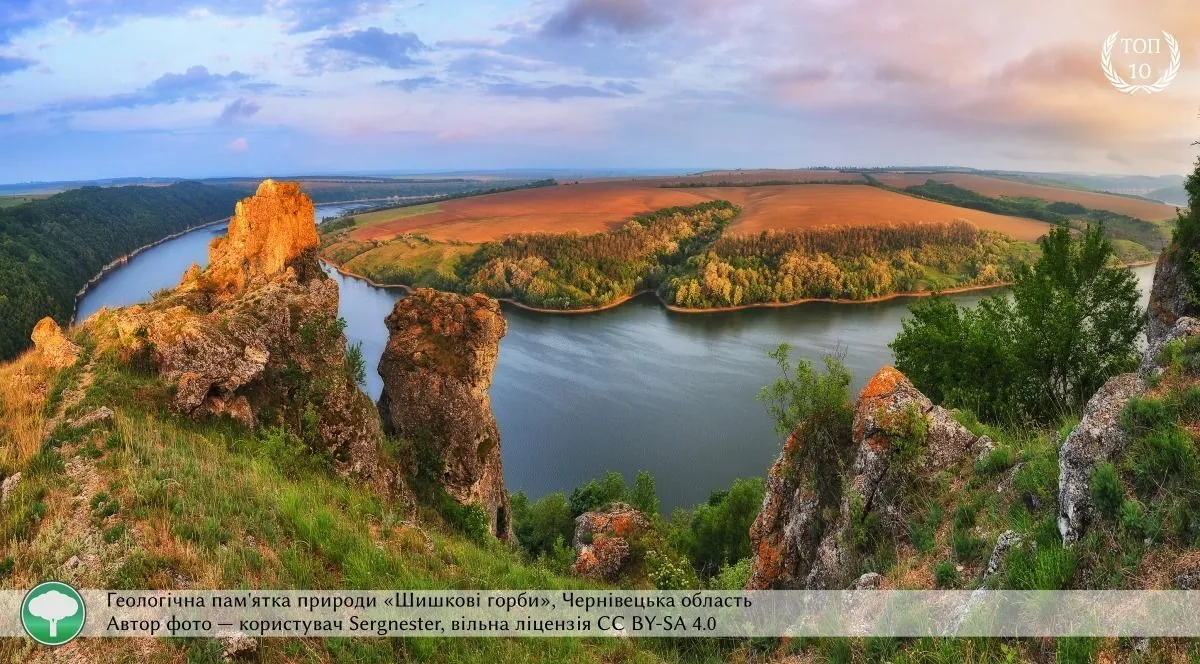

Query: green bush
[1127,425,1198,497]
[630,470,660,517]
[568,470,627,517]
[1004,544,1076,590]
[934,560,959,588]
[1119,500,1146,540]
[510,490,575,559]
[1119,396,1173,436]
[1089,462,1124,519]
[673,477,766,578]
[710,558,753,590]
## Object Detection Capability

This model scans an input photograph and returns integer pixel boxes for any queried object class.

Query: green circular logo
[21,581,86,646]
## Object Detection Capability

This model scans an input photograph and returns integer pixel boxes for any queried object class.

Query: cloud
[447,52,548,77]
[217,97,261,124]
[280,0,391,33]
[485,81,620,100]
[377,76,441,91]
[540,0,668,37]
[307,28,429,71]
[0,0,389,45]
[48,65,271,112]
[0,55,36,75]
[229,137,248,152]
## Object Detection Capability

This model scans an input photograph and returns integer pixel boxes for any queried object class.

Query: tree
[1171,155,1200,301]
[510,491,576,559]
[891,223,1141,422]
[568,470,627,517]
[631,470,660,517]
[671,477,766,578]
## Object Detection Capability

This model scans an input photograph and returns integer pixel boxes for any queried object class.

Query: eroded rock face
[748,366,987,589]
[203,179,319,297]
[1147,249,1195,348]
[31,317,79,368]
[1056,372,1145,543]
[102,181,386,484]
[377,288,511,539]
[571,503,650,580]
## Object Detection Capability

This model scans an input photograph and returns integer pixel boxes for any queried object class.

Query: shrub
[568,471,627,517]
[1119,500,1146,540]
[647,549,696,590]
[1004,544,1076,590]
[710,558,753,590]
[675,477,766,578]
[1127,425,1198,497]
[510,490,575,559]
[934,560,959,588]
[1089,462,1124,519]
[1119,396,1173,436]
[343,342,367,387]
[630,470,660,517]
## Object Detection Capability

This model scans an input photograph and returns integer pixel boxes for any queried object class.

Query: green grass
[350,203,442,228]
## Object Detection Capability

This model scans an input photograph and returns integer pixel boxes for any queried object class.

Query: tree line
[0,182,243,359]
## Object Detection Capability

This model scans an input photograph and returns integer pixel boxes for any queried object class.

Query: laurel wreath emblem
[1101,30,1181,94]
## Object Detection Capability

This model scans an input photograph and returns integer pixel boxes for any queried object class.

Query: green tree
[892,223,1141,422]
[630,470,660,517]
[568,470,627,517]
[671,478,766,578]
[510,491,576,559]
[1172,155,1200,301]
[757,344,853,436]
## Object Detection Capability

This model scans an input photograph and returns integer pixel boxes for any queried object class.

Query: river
[74,212,1158,510]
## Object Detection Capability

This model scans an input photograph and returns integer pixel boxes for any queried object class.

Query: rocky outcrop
[1147,248,1195,347]
[1142,316,1200,379]
[377,288,511,539]
[571,503,650,580]
[102,181,387,484]
[31,317,79,368]
[203,179,319,297]
[748,366,988,589]
[1056,373,1145,543]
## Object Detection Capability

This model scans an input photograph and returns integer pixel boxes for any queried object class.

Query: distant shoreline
[321,260,1021,315]
[70,217,230,325]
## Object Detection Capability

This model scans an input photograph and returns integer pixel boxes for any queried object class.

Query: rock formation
[1146,248,1195,346]
[102,180,386,483]
[1055,372,1146,543]
[203,179,319,297]
[377,288,512,540]
[31,317,79,368]
[571,503,650,580]
[748,366,988,589]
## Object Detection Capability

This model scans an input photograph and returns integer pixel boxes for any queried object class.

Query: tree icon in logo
[21,581,86,646]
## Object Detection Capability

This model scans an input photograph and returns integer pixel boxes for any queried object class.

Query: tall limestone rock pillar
[377,289,513,540]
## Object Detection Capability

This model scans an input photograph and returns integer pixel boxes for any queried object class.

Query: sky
[1,0,1198,182]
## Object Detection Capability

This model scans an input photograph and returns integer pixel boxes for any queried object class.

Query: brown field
[874,172,1180,221]
[703,185,1050,240]
[350,180,1052,244]
[656,169,865,185]
[350,181,713,242]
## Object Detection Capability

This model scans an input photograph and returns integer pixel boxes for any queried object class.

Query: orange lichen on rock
[571,503,649,580]
[30,317,79,369]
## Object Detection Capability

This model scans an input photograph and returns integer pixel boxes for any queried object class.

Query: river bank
[321,260,1016,314]
[70,216,230,325]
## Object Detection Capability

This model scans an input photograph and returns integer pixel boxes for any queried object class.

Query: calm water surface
[76,219,1157,510]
